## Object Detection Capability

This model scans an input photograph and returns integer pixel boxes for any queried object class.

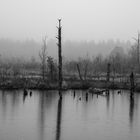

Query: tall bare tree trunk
[57,19,62,97]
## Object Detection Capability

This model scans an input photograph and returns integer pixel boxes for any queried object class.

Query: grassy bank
[0,77,139,91]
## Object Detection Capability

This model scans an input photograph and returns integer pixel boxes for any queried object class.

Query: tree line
[0,38,138,83]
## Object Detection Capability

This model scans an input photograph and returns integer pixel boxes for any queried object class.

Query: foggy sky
[0,0,140,42]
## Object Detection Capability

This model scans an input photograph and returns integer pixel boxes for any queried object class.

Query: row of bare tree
[0,37,139,83]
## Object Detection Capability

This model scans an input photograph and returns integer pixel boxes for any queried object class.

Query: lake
[0,90,140,140]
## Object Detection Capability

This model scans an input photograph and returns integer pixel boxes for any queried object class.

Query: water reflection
[0,90,8,119]
[106,91,110,112]
[55,94,63,140]
[23,93,27,103]
[37,90,58,140]
[111,90,115,115]
[73,90,75,99]
[85,92,88,102]
[129,92,134,129]
[0,90,21,119]
[38,91,47,140]
[23,89,28,103]
[0,90,140,140]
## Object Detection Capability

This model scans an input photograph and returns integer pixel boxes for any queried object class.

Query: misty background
[0,0,139,62]
[0,38,131,61]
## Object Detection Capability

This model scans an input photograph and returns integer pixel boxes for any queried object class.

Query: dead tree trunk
[57,19,62,97]
[130,72,134,98]
[76,64,83,81]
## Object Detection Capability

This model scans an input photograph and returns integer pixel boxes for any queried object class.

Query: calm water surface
[0,90,140,140]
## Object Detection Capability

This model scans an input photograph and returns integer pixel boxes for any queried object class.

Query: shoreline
[0,79,139,92]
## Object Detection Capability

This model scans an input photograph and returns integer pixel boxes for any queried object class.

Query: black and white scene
[0,0,140,140]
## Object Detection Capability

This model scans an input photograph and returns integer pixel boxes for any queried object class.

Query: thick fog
[0,0,139,61]
[0,0,140,41]
[0,39,131,61]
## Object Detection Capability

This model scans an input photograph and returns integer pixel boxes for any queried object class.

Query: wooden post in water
[57,19,62,97]
[107,63,111,82]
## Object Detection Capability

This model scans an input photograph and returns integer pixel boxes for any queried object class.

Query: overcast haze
[0,0,140,42]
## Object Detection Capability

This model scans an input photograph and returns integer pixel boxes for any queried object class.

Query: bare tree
[132,32,140,65]
[76,63,83,81]
[76,57,89,81]
[47,56,57,81]
[39,36,47,80]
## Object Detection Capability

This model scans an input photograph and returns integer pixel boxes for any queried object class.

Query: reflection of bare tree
[10,91,20,115]
[55,97,62,140]
[1,90,7,118]
[23,90,28,103]
[23,94,27,103]
[0,90,21,119]
[112,90,115,112]
[106,91,110,113]
[85,92,88,102]
[73,90,76,99]
[38,92,46,140]
[38,91,57,140]
[129,95,134,129]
